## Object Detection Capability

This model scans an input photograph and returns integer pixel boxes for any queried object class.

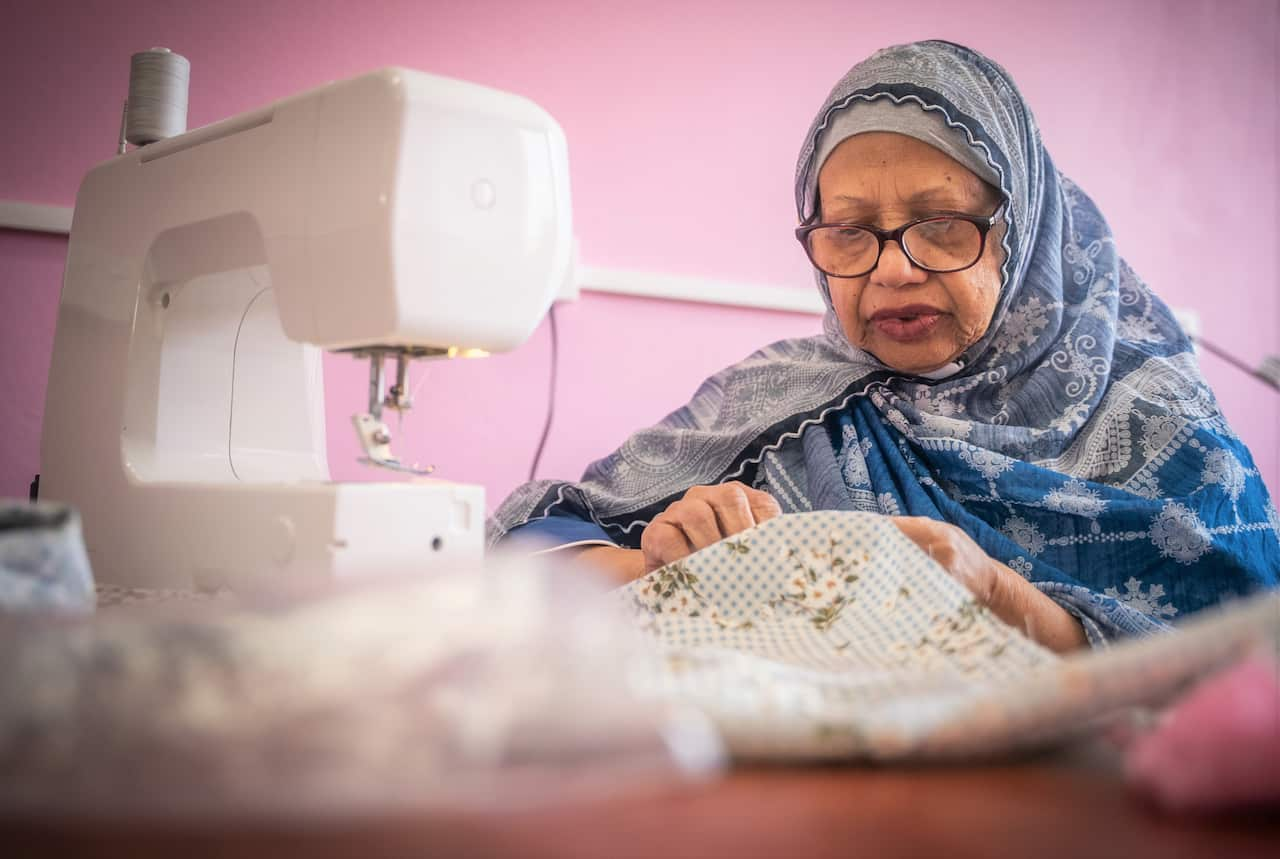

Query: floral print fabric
[619,511,1279,761]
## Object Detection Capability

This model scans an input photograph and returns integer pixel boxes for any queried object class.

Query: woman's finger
[890,516,995,600]
[892,516,940,549]
[668,498,724,550]
[641,519,692,573]
[746,487,782,523]
[705,484,756,535]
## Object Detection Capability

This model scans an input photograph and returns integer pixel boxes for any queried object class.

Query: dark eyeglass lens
[903,220,982,270]
[809,227,878,276]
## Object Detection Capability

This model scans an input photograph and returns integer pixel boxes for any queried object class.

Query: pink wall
[2,0,1277,512]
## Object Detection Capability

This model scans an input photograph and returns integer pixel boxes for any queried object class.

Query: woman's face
[816,132,1005,375]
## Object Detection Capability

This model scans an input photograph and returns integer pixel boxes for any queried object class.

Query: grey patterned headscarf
[810,97,1000,200]
[493,40,1048,532]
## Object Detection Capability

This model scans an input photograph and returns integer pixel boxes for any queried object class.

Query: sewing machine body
[40,68,572,588]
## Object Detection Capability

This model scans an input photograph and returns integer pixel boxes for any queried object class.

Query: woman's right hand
[639,482,781,574]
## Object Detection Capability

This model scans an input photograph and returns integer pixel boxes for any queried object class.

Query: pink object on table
[1125,654,1280,813]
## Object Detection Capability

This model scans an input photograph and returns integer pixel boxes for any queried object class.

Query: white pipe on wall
[0,201,73,234]
[578,264,824,315]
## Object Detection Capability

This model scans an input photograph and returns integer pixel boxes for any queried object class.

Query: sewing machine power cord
[528,303,559,481]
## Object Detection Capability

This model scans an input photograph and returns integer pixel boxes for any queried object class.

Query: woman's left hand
[891,516,1000,604]
[890,516,1086,652]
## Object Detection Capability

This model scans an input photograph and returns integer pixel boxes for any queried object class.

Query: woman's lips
[869,305,944,342]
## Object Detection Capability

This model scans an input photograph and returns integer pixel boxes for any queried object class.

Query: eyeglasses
[795,201,1006,278]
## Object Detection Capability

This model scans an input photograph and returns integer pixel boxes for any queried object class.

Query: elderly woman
[489,40,1279,652]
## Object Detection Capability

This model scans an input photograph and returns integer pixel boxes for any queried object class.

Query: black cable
[528,303,559,481]
[1193,335,1280,392]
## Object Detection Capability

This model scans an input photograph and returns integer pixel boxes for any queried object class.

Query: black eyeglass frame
[794,200,1007,278]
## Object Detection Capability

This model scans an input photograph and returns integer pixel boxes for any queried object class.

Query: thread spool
[125,47,190,146]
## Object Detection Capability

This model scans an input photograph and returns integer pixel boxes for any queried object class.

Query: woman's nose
[870,239,928,288]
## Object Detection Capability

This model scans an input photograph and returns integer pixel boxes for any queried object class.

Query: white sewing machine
[38,68,572,589]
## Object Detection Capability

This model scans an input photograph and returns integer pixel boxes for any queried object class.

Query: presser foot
[352,413,435,476]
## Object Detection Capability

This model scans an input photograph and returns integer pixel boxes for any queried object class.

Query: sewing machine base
[75,480,484,591]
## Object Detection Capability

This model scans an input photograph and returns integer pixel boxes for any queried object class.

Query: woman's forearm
[568,545,646,587]
[987,560,1087,653]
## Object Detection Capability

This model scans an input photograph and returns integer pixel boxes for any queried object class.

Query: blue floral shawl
[491,40,1279,643]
